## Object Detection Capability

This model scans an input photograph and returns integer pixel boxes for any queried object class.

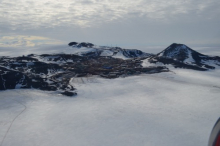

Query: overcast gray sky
[0,0,220,49]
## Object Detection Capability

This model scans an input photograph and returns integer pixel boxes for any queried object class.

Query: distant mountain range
[67,42,152,58]
[0,42,219,96]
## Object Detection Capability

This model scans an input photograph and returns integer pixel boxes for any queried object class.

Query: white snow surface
[100,50,114,56]
[183,49,195,63]
[0,68,220,146]
[67,47,98,56]
[112,51,128,59]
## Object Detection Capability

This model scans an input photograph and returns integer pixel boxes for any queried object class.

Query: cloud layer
[0,0,219,47]
[0,35,63,47]
[0,0,219,29]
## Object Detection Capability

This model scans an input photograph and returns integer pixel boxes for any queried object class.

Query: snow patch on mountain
[184,49,195,63]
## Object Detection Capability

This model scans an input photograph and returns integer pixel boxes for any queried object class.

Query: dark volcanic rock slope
[0,55,77,96]
[148,43,220,71]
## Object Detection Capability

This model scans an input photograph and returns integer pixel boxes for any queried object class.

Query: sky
[0,0,220,49]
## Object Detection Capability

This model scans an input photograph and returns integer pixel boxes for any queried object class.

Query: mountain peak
[170,43,184,45]
[152,43,219,70]
[167,43,189,50]
[156,43,194,61]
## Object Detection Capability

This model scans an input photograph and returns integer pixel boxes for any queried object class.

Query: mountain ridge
[67,42,153,59]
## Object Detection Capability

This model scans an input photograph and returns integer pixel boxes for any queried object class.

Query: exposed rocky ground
[0,53,167,96]
[0,42,219,96]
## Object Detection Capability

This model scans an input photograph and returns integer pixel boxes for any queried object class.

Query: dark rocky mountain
[0,42,219,96]
[148,43,220,70]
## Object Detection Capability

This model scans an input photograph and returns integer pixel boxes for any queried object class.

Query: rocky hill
[147,43,220,70]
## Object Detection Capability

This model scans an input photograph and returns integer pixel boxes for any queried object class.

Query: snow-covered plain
[0,67,220,146]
